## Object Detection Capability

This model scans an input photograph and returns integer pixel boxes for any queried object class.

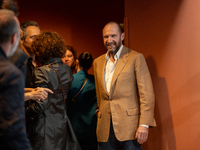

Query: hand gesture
[25,87,53,101]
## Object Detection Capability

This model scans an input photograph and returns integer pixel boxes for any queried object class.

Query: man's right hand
[25,87,53,101]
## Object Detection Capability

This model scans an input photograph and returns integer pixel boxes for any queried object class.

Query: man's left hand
[135,126,149,144]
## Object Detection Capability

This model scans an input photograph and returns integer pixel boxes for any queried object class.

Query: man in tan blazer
[94,22,156,150]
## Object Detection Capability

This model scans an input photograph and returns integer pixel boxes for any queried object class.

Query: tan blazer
[93,46,156,142]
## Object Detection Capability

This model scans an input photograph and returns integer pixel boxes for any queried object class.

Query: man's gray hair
[20,20,40,40]
[0,9,18,44]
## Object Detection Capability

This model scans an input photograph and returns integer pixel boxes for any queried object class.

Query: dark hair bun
[78,52,93,70]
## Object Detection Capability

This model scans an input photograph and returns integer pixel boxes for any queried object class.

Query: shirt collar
[105,45,124,61]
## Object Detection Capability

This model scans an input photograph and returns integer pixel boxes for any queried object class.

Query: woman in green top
[66,52,97,150]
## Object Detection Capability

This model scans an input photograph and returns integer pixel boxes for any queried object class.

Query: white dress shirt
[104,45,123,93]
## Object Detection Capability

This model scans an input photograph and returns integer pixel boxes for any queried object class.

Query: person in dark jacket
[1,0,28,76]
[25,31,74,150]
[0,9,31,150]
[67,52,97,150]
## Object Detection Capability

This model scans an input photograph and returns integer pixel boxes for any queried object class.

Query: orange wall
[125,0,200,149]
[17,0,124,74]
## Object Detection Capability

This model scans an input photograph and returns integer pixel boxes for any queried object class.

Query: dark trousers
[98,119,141,150]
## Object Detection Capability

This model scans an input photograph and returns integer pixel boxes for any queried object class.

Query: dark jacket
[9,47,28,76]
[0,47,31,150]
[26,57,73,150]
[25,57,35,88]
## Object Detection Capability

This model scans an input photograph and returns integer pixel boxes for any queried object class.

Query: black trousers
[98,119,141,150]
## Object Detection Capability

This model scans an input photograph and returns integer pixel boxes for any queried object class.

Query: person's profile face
[8,16,20,57]
[9,32,20,57]
[61,50,75,67]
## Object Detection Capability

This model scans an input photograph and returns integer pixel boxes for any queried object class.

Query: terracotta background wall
[125,0,200,149]
[18,0,200,149]
[17,0,124,74]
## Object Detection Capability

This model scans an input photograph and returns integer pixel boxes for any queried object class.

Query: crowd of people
[0,0,156,150]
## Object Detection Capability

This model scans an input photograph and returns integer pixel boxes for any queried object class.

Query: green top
[66,70,97,150]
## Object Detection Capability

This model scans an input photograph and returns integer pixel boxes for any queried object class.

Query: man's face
[22,26,40,52]
[103,23,124,53]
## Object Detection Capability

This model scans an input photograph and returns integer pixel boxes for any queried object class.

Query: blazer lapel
[98,55,110,97]
[109,46,130,95]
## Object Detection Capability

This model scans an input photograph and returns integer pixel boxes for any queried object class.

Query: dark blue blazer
[0,47,31,149]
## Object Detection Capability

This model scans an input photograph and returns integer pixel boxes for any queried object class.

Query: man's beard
[105,39,122,55]
[8,34,20,57]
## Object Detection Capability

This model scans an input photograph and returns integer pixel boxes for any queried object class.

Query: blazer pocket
[126,108,139,116]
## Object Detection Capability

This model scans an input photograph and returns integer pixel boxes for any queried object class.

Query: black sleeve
[0,64,32,150]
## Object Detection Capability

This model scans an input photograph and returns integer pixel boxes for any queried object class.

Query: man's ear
[10,33,18,45]
[121,32,125,41]
[20,30,25,44]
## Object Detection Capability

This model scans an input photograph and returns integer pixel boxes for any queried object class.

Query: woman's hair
[66,45,77,60]
[1,0,19,16]
[32,31,66,63]
[78,52,93,71]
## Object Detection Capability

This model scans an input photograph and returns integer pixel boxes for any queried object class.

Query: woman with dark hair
[61,45,77,74]
[26,31,74,150]
[67,52,97,150]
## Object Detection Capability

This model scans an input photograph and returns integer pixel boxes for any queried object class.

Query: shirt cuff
[139,124,149,128]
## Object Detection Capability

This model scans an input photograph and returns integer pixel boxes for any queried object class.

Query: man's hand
[25,87,53,101]
[135,126,149,144]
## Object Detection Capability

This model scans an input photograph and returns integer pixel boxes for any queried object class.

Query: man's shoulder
[0,55,20,72]
[9,47,28,64]
[0,56,23,86]
[123,46,140,54]
[94,53,106,62]
[122,46,143,58]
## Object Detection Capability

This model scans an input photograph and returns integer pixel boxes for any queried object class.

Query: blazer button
[108,111,111,114]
